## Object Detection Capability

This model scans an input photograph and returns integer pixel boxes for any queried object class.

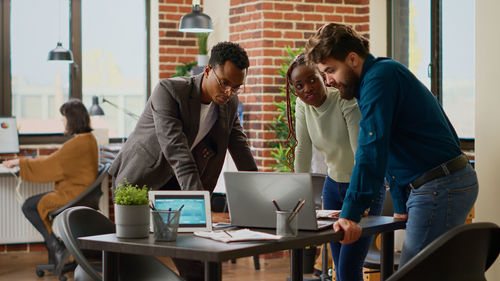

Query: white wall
[475,0,500,279]
[204,0,230,52]
[369,0,388,57]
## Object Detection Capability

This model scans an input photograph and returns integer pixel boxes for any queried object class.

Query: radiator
[0,175,53,244]
[0,174,109,244]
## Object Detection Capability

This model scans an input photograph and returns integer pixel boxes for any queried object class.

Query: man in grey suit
[109,42,258,280]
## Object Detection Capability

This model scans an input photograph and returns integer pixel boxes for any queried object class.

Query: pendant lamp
[179,0,213,33]
[48,0,73,61]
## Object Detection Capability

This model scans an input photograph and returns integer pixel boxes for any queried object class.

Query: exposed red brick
[336,6,355,14]
[356,7,370,14]
[324,15,343,22]
[345,15,370,23]
[275,3,294,11]
[345,0,369,4]
[316,5,335,13]
[295,4,314,12]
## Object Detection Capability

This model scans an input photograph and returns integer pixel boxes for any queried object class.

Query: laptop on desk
[224,172,335,231]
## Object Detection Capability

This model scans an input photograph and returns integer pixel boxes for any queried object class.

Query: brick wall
[159,0,370,171]
[228,0,370,171]
[158,0,201,79]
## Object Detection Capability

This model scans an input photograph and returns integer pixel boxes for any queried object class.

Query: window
[81,0,147,138]
[1,0,150,140]
[11,0,70,134]
[390,0,475,140]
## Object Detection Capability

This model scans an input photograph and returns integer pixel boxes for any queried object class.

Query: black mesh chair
[386,222,500,281]
[58,206,183,281]
[35,163,111,281]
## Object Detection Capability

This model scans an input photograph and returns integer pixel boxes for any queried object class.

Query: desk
[79,216,406,281]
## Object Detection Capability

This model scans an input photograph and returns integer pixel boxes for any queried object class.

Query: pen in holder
[152,206,183,242]
[276,210,298,237]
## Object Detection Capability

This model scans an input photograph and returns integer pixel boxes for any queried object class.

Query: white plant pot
[114,204,150,238]
[197,54,209,67]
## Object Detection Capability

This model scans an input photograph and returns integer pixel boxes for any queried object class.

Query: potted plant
[113,179,150,238]
[196,33,209,66]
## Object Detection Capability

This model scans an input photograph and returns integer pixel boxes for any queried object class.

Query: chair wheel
[59,275,67,281]
[36,268,45,277]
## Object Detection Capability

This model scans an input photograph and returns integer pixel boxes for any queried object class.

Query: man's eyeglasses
[212,69,245,96]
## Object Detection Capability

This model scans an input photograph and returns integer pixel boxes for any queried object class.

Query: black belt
[409,154,469,190]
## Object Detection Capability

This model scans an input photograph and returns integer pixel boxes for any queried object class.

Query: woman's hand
[2,159,20,168]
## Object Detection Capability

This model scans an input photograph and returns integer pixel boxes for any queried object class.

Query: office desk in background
[79,216,406,281]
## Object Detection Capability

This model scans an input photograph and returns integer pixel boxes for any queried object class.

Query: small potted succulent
[113,179,150,238]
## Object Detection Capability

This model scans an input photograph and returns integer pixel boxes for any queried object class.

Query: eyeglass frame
[211,67,245,96]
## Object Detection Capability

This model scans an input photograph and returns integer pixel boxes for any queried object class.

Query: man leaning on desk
[109,41,258,281]
[304,23,478,268]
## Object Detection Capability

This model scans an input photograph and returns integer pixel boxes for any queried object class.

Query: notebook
[224,172,335,231]
[148,190,212,232]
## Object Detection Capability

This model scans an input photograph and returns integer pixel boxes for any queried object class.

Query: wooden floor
[0,250,321,281]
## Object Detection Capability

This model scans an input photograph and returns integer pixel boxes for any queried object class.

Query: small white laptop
[148,190,212,233]
[224,172,335,231]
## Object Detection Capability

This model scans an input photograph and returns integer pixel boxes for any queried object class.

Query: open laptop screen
[149,190,212,232]
[154,194,207,227]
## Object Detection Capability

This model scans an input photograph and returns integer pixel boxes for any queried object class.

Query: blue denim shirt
[340,54,462,222]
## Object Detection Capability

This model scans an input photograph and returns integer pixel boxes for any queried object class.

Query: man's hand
[394,213,408,220]
[333,218,362,244]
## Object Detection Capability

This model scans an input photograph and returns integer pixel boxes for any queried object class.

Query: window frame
[388,0,473,149]
[0,0,151,144]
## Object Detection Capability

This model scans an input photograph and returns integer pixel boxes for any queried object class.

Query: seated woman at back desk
[2,99,98,266]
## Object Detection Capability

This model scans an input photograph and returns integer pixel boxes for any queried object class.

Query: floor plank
[0,250,321,281]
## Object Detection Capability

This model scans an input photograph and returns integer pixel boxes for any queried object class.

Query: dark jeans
[322,176,385,281]
[22,192,52,244]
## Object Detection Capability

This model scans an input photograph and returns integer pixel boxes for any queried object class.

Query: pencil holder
[276,210,298,237]
[152,210,181,241]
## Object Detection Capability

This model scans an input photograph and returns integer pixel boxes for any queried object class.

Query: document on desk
[316,210,341,219]
[194,229,281,243]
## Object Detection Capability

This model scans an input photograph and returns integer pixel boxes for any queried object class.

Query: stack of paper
[316,210,341,219]
[194,229,281,243]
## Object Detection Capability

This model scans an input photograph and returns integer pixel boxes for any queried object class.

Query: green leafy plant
[268,46,303,172]
[113,179,149,205]
[171,61,198,77]
[196,33,209,55]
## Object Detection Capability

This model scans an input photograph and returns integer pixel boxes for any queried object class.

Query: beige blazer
[109,73,257,192]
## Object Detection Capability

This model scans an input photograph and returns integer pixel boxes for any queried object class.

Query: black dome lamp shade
[179,0,213,33]
[48,42,74,61]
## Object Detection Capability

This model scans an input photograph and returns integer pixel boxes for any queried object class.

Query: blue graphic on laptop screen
[154,195,207,227]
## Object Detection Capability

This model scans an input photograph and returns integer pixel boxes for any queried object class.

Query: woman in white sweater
[285,54,385,281]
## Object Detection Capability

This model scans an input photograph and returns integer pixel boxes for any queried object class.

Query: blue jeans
[399,163,478,267]
[322,176,386,281]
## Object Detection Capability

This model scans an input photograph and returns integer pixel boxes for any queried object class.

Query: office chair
[35,163,111,281]
[386,222,500,281]
[58,206,183,281]
[363,190,401,273]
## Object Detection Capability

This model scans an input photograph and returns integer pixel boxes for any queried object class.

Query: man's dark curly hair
[208,41,249,70]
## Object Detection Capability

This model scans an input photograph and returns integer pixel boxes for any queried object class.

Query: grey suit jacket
[109,73,257,192]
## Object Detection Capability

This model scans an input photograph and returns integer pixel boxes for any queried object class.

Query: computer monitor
[0,117,20,154]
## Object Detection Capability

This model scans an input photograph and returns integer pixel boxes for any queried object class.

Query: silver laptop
[224,172,334,231]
